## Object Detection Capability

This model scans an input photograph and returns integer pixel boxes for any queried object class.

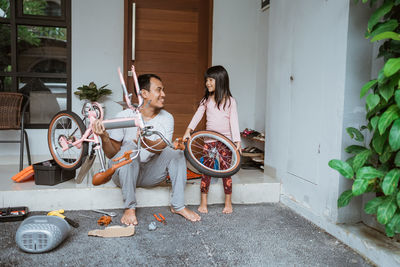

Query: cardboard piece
[88,225,135,238]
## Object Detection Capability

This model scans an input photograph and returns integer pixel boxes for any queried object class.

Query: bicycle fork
[93,144,106,173]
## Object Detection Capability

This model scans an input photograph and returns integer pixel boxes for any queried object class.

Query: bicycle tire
[48,111,88,170]
[184,130,241,178]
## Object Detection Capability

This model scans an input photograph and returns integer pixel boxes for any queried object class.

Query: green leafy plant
[74,82,112,102]
[329,0,400,237]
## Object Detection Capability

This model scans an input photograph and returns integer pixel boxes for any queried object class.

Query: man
[93,74,201,225]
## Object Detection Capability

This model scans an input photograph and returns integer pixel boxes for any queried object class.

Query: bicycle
[47,66,241,185]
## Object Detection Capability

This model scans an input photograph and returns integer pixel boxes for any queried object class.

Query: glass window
[0,23,11,72]
[23,0,62,17]
[18,77,67,124]
[0,0,70,128]
[17,25,67,73]
[0,0,10,18]
[0,76,12,91]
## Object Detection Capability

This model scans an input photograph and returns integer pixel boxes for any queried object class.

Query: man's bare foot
[121,208,138,225]
[198,205,208,213]
[223,194,233,214]
[171,207,201,222]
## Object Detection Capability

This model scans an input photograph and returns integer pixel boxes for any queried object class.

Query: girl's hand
[183,128,192,141]
[235,141,242,154]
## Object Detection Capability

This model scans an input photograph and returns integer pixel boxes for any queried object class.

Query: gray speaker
[15,215,71,253]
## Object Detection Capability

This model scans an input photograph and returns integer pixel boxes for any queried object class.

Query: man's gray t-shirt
[108,109,174,163]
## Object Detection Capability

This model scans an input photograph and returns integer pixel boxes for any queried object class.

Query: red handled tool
[153,213,167,225]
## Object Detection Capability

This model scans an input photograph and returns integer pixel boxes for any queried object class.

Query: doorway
[123,0,212,138]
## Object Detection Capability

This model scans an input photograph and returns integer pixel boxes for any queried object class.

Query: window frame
[0,0,71,129]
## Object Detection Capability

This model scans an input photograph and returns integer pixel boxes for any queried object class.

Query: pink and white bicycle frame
[58,65,171,173]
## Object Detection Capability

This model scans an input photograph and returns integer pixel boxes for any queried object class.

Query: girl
[183,65,241,214]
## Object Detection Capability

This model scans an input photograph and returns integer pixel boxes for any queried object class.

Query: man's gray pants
[110,143,187,211]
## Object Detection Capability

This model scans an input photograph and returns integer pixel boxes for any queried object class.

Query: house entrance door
[123,0,212,138]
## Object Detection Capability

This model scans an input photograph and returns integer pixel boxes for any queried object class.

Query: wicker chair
[0,92,32,171]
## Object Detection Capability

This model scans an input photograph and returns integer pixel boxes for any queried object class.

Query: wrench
[92,209,117,217]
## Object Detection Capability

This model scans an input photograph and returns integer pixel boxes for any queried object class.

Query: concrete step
[0,162,280,211]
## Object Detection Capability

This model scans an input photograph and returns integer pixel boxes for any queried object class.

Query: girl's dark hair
[201,65,232,110]
[135,74,162,96]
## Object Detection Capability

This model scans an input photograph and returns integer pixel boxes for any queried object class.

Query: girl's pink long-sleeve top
[188,97,240,143]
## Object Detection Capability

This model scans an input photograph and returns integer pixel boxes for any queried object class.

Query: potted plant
[74,82,112,103]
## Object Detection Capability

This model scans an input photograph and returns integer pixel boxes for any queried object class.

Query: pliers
[153,213,167,225]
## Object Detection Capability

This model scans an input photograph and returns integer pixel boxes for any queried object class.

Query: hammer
[47,209,79,228]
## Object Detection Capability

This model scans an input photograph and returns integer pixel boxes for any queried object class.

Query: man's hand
[92,119,122,159]
[92,119,107,137]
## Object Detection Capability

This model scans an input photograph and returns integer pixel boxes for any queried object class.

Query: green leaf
[397,191,400,207]
[345,145,367,154]
[367,1,394,32]
[377,196,397,224]
[379,144,393,163]
[379,83,394,102]
[346,156,355,169]
[389,119,400,150]
[368,20,399,39]
[346,127,364,142]
[372,129,389,154]
[366,94,380,110]
[378,104,400,135]
[382,169,400,195]
[371,116,379,131]
[360,79,378,98]
[353,150,372,172]
[364,197,384,214]
[337,190,354,208]
[386,212,400,237]
[395,90,400,108]
[328,160,354,179]
[352,178,369,196]
[394,151,400,167]
[378,68,388,84]
[371,31,400,42]
[356,166,385,180]
[384,58,400,78]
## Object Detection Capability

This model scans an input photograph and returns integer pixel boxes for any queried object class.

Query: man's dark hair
[135,74,162,96]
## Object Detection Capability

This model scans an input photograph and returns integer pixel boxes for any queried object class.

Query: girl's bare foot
[198,193,208,213]
[223,194,233,214]
[198,205,208,213]
[121,208,138,225]
[170,207,201,222]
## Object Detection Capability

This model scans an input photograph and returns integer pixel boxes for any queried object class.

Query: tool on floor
[92,209,117,217]
[97,215,112,226]
[16,215,71,253]
[148,221,157,231]
[153,213,167,225]
[47,209,79,228]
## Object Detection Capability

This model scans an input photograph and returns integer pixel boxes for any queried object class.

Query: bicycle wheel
[48,111,88,170]
[184,130,241,178]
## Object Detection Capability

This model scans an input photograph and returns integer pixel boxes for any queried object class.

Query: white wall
[0,0,124,161]
[338,2,374,223]
[266,0,373,224]
[213,0,267,132]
